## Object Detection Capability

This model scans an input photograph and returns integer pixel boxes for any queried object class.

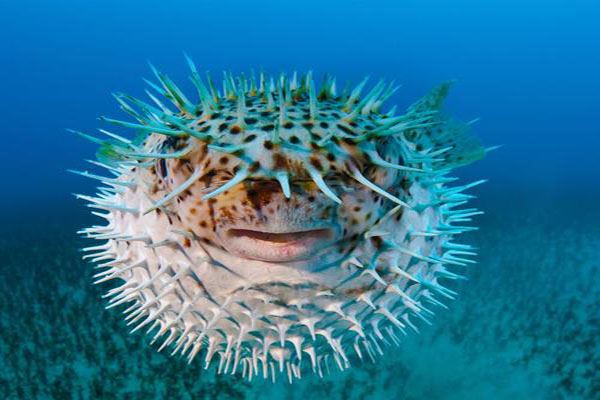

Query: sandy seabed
[1,201,598,400]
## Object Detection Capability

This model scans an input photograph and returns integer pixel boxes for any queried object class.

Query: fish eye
[156,158,168,179]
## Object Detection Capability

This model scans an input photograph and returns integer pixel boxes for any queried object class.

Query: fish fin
[431,119,485,168]
[408,82,486,168]
[408,81,454,114]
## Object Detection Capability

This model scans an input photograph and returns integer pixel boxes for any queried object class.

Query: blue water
[1,1,599,399]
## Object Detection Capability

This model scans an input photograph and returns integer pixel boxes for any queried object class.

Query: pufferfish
[74,58,487,382]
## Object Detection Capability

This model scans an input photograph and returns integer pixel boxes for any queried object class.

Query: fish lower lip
[223,228,334,262]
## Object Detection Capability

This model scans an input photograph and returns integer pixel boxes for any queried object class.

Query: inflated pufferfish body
[75,59,486,382]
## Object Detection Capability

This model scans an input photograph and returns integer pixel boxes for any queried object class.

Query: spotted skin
[154,145,394,258]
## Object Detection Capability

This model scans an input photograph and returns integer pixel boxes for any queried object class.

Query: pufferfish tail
[407,81,486,169]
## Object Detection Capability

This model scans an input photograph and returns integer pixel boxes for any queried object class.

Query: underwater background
[0,0,598,399]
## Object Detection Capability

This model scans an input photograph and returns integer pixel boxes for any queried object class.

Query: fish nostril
[249,180,281,191]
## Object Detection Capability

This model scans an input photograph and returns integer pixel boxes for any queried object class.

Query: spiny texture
[74,59,487,382]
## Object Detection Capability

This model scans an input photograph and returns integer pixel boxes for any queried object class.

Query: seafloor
[1,196,598,400]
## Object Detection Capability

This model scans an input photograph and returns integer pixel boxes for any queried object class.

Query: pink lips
[224,227,334,262]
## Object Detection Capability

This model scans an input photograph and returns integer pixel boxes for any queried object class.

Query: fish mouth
[222,227,336,262]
